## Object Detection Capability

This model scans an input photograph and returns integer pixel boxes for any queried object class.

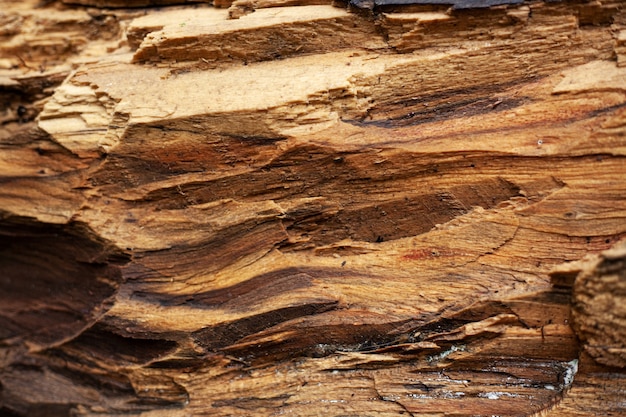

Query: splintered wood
[0,0,625,416]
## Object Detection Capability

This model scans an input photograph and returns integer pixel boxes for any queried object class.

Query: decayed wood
[1,0,625,416]
[552,240,626,369]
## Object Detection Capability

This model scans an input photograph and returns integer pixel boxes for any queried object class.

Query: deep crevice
[0,214,129,348]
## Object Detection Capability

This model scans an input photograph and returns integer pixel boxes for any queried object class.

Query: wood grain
[0,0,625,415]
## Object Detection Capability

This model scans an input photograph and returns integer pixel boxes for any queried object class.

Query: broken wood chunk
[569,240,626,368]
[62,0,210,7]
[130,6,385,65]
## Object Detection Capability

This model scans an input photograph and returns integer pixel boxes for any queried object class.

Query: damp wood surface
[1,0,625,416]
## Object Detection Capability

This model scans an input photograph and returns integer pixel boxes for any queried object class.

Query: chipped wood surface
[1,0,625,416]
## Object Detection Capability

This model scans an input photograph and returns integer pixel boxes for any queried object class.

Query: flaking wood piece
[1,0,625,416]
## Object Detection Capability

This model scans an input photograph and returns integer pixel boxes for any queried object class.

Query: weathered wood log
[1,0,625,415]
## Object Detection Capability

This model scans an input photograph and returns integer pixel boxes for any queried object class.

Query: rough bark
[1,0,625,416]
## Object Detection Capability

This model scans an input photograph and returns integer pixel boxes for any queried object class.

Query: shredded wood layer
[0,0,625,416]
